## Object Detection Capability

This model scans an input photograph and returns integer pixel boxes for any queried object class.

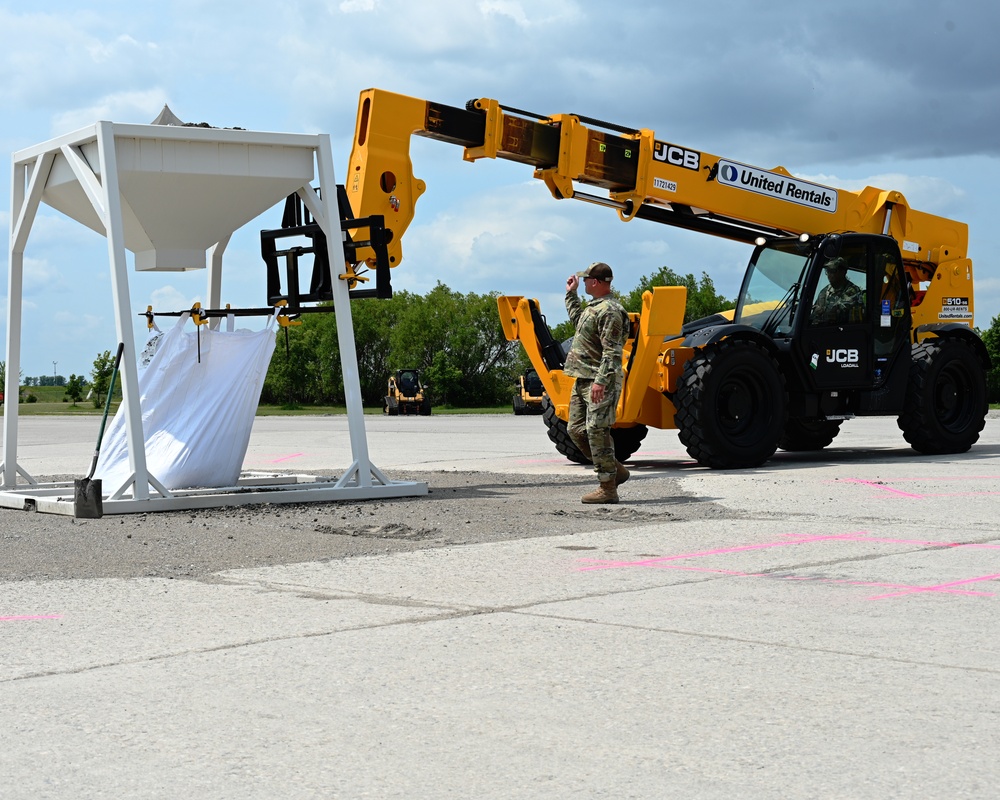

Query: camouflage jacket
[563,292,628,386]
[811,281,865,325]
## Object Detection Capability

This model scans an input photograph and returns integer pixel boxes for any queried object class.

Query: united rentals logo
[717,160,837,213]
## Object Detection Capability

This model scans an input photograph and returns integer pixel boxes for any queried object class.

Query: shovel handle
[85,342,125,480]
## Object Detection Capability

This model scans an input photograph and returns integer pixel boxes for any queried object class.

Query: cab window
[809,244,867,326]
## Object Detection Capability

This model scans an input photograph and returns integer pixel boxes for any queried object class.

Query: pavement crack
[1,605,493,685]
[511,610,1000,676]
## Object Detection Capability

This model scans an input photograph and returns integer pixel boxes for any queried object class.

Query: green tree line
[262,269,735,409]
[7,273,1000,410]
[262,282,523,408]
[979,314,1000,403]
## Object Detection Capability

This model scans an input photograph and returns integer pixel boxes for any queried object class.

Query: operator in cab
[811,256,865,325]
[563,262,631,504]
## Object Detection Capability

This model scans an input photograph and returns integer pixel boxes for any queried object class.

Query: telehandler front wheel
[540,396,648,464]
[897,338,987,454]
[675,339,787,469]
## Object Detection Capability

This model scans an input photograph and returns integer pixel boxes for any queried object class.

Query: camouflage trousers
[568,376,620,482]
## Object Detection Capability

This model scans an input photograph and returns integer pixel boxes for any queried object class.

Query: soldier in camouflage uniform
[564,262,631,504]
[811,257,865,325]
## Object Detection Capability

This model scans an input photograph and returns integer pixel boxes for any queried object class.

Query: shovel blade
[73,478,104,519]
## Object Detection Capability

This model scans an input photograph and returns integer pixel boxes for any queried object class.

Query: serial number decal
[717,159,838,213]
[653,177,678,192]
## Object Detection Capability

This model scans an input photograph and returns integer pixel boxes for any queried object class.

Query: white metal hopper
[39,118,315,271]
[2,115,426,514]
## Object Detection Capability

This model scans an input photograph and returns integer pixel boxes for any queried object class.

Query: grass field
[4,385,508,416]
[11,384,995,417]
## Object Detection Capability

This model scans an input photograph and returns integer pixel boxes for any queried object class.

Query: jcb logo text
[653,141,701,171]
[826,349,859,363]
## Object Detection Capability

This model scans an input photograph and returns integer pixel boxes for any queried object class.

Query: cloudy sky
[2,0,999,380]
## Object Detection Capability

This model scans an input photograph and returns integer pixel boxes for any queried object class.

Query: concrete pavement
[3,414,1000,798]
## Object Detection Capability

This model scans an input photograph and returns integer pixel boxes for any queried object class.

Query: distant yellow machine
[344,89,989,468]
[384,369,431,416]
[512,367,545,415]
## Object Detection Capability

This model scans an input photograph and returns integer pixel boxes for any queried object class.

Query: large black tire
[778,418,843,452]
[611,424,648,461]
[897,338,987,454]
[513,394,525,415]
[419,399,432,416]
[541,395,590,464]
[541,396,648,464]
[675,339,788,469]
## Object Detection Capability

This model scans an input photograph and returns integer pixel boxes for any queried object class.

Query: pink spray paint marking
[839,479,925,498]
[269,453,305,463]
[245,453,306,465]
[1,614,63,621]
[577,530,1000,601]
[594,561,993,597]
[836,475,1000,500]
[867,573,1000,601]
[577,532,847,572]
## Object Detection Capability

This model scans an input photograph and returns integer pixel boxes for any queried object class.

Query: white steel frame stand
[2,121,426,515]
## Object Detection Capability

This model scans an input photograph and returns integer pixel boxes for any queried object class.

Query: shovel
[74,342,124,518]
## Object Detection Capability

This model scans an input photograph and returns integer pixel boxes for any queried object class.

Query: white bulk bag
[94,313,277,491]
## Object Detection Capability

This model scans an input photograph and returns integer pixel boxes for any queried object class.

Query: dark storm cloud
[311,0,999,169]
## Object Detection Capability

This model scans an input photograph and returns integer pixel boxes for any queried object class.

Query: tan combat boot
[582,479,619,504]
[615,461,630,486]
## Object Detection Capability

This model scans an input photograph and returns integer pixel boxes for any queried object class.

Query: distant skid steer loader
[513,367,545,415]
[384,369,431,416]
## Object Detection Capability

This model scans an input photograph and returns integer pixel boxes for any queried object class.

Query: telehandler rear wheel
[897,338,987,454]
[778,418,843,452]
[675,339,787,469]
[541,396,648,464]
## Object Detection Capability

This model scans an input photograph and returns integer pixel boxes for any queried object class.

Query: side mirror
[820,234,842,259]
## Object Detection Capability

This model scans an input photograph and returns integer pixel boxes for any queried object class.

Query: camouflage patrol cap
[576,261,613,281]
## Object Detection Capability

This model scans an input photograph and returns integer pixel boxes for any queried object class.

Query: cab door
[869,238,912,389]
[796,238,872,391]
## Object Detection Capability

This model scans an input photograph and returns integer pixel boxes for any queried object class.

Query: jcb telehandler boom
[343,88,989,468]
